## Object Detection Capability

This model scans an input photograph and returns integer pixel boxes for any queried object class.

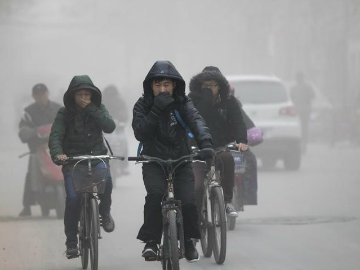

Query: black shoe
[102,213,115,232]
[142,241,158,261]
[184,239,199,262]
[225,203,238,217]
[66,245,79,259]
[19,207,31,217]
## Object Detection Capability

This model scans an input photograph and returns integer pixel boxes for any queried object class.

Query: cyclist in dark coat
[132,60,214,262]
[189,66,248,216]
[18,83,61,216]
[49,75,116,259]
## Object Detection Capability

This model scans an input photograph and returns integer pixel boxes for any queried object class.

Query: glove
[198,147,215,169]
[199,88,214,104]
[153,93,175,111]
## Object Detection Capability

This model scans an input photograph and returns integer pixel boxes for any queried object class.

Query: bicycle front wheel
[80,205,89,269]
[211,186,227,264]
[200,189,213,257]
[89,198,99,270]
[167,210,179,270]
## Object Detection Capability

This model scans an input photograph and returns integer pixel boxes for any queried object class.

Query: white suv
[227,75,302,170]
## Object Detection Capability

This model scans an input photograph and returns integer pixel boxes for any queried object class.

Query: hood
[63,75,102,110]
[189,66,230,101]
[143,60,186,103]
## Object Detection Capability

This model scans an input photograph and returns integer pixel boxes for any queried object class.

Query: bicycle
[128,152,203,270]
[67,154,124,270]
[194,143,245,264]
[193,148,226,265]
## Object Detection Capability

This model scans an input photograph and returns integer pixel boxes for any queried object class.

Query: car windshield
[232,81,288,104]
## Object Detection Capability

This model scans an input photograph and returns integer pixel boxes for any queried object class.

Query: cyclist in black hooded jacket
[189,66,249,217]
[132,60,214,262]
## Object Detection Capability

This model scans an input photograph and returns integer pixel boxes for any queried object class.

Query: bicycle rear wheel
[80,205,89,269]
[200,190,213,257]
[89,198,99,270]
[211,186,227,264]
[167,210,179,270]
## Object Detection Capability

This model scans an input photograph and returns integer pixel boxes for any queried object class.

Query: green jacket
[49,75,115,166]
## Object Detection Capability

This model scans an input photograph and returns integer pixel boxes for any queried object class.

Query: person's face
[202,80,220,97]
[152,79,174,96]
[33,91,49,106]
[74,90,92,107]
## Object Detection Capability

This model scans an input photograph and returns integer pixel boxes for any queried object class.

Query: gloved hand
[198,147,215,169]
[153,93,175,111]
[199,88,214,104]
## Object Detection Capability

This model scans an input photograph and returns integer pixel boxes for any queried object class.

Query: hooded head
[63,75,102,110]
[189,66,230,102]
[143,60,185,103]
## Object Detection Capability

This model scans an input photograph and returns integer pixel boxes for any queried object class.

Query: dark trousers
[137,163,200,244]
[22,155,42,207]
[216,151,235,203]
[63,163,113,247]
[22,172,36,207]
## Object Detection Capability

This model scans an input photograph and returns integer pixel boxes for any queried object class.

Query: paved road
[1,139,359,270]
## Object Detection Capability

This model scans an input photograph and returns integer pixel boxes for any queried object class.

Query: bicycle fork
[83,194,102,243]
[206,165,222,224]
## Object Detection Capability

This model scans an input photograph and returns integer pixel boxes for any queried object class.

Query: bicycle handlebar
[215,143,241,154]
[128,156,140,161]
[67,155,125,161]
[128,153,202,164]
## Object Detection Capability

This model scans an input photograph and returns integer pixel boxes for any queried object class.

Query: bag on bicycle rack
[72,163,107,193]
[231,151,246,175]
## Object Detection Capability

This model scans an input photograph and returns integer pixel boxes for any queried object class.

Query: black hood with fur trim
[188,66,248,146]
[63,75,102,110]
[143,60,186,105]
[189,66,230,102]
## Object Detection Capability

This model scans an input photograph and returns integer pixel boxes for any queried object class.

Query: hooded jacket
[189,66,247,147]
[132,61,213,159]
[49,75,115,164]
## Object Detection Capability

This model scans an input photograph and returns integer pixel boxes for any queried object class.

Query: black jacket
[132,61,213,159]
[189,68,247,148]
